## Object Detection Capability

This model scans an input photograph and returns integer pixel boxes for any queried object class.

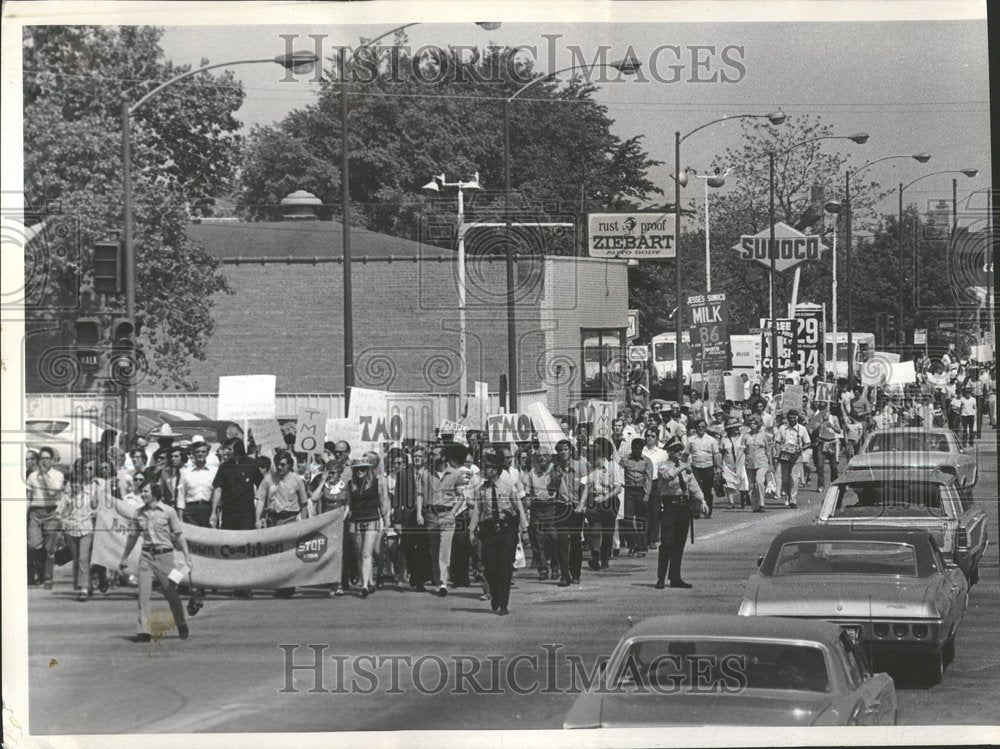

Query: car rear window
[26,420,68,435]
[866,432,952,453]
[829,481,946,518]
[616,639,830,693]
[774,541,918,577]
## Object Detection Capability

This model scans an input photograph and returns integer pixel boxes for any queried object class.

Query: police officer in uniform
[469,454,528,615]
[120,482,193,642]
[654,437,708,590]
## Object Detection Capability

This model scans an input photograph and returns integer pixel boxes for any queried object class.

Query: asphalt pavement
[27,430,1000,734]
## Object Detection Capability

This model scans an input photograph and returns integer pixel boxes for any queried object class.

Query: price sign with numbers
[687,293,731,371]
[761,318,796,373]
[793,306,825,376]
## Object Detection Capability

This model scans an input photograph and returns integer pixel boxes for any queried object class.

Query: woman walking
[345,456,390,598]
[58,462,101,601]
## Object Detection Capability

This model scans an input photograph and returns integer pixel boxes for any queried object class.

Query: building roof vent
[280,190,322,220]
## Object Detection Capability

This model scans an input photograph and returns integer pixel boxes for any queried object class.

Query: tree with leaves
[237,42,662,256]
[23,25,241,390]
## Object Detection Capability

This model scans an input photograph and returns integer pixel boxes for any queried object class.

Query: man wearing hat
[654,436,708,589]
[957,384,978,447]
[719,418,748,510]
[468,453,528,615]
[148,423,178,459]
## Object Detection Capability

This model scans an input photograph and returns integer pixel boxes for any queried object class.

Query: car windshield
[829,481,947,518]
[26,420,69,435]
[774,541,918,577]
[615,639,830,693]
[865,432,953,453]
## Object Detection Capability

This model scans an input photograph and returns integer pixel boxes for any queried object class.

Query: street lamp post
[338,22,498,412]
[767,133,869,395]
[675,110,785,402]
[896,168,978,348]
[121,51,316,442]
[689,168,731,293]
[823,200,843,378]
[503,56,640,411]
[422,172,483,407]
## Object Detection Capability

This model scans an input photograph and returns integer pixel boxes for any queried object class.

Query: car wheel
[943,635,956,665]
[924,649,945,686]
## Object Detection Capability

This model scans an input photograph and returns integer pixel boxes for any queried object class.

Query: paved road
[28,432,999,734]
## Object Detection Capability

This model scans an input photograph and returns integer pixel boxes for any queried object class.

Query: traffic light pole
[121,102,137,444]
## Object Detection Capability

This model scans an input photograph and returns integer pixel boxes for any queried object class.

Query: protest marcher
[256,452,309,527]
[417,443,469,597]
[664,403,687,441]
[719,418,748,510]
[551,438,586,586]
[57,463,100,601]
[776,410,811,508]
[619,437,654,557]
[744,416,772,512]
[27,446,65,589]
[386,448,418,588]
[158,446,187,508]
[345,456,390,598]
[175,440,216,609]
[468,453,528,616]
[581,438,623,571]
[813,404,843,493]
[958,385,978,447]
[119,482,192,642]
[642,429,668,549]
[210,437,263,598]
[843,410,864,460]
[686,420,721,518]
[525,446,559,579]
[654,437,708,589]
[745,383,766,413]
[308,441,356,595]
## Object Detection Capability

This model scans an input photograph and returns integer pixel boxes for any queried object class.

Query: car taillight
[892,624,908,638]
[957,527,969,548]
[912,624,929,639]
[873,623,889,638]
[938,465,956,476]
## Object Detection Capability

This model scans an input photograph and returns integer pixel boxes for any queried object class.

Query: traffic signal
[73,318,103,373]
[109,317,143,385]
[93,239,122,294]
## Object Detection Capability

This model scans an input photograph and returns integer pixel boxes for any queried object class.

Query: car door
[944,484,987,575]
[928,537,968,634]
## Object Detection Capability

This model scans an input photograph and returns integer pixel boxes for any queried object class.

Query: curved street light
[121,51,318,441]
[895,168,978,346]
[672,110,785,401]
[765,133,868,394]
[502,55,640,410]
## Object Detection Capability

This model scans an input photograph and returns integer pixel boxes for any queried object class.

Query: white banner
[217,375,276,420]
[91,497,345,588]
[524,402,566,454]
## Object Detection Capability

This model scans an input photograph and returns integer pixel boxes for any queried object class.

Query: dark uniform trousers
[480,523,518,609]
[585,499,619,565]
[692,467,716,516]
[450,510,472,586]
[556,506,584,582]
[220,500,255,530]
[401,518,430,586]
[646,478,662,547]
[656,496,691,583]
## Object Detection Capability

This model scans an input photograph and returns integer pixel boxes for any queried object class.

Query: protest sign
[761,319,796,374]
[438,419,468,445]
[574,400,594,424]
[348,387,403,445]
[887,360,917,386]
[813,381,835,404]
[723,373,746,402]
[782,384,804,413]
[294,408,327,453]
[461,396,488,430]
[524,402,567,454]
[707,369,724,405]
[246,418,285,458]
[217,375,276,420]
[592,401,616,440]
[487,413,533,444]
[861,352,901,386]
[92,498,345,588]
[324,417,370,454]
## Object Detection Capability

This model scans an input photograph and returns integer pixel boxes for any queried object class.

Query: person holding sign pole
[775,410,811,509]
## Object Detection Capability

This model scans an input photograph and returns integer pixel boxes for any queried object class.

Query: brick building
[175,215,629,414]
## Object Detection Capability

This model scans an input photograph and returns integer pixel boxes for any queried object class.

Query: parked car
[739,526,968,685]
[25,415,116,464]
[134,408,212,436]
[847,427,978,489]
[815,469,988,585]
[563,614,897,727]
[141,419,243,456]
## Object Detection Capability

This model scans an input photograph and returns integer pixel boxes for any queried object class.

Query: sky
[146,3,990,224]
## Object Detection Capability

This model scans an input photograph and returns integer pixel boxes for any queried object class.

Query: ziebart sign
[733,222,829,273]
[587,213,675,258]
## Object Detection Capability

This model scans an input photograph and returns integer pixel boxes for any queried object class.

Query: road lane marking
[696,506,814,543]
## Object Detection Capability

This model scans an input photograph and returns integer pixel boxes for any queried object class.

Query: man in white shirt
[958,385,978,447]
[775,410,811,508]
[27,446,65,588]
[642,430,669,548]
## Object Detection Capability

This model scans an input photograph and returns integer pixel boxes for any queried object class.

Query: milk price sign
[587,213,675,258]
[733,222,828,273]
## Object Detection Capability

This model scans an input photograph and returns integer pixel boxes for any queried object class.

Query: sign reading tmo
[733,222,828,273]
[588,213,675,258]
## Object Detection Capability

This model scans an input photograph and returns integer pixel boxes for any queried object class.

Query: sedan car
[740,526,968,685]
[563,614,896,727]
[816,469,988,585]
[25,415,116,463]
[847,427,977,489]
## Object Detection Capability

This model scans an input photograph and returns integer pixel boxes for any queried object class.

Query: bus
[650,331,692,386]
[825,331,875,380]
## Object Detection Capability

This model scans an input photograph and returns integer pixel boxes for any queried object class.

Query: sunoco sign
[733,222,828,273]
